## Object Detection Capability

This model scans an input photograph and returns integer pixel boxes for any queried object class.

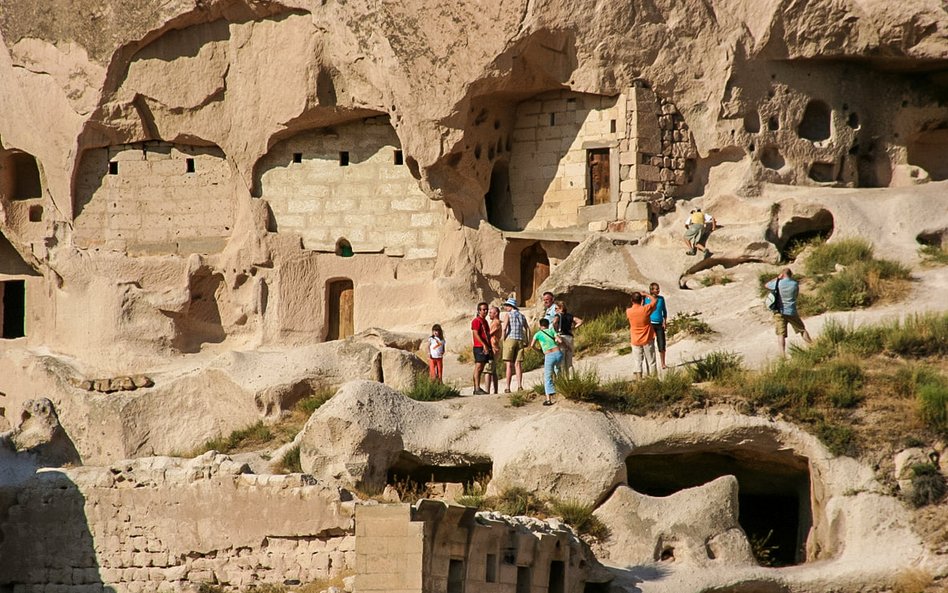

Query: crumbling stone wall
[257,117,446,259]
[0,456,356,592]
[73,143,236,255]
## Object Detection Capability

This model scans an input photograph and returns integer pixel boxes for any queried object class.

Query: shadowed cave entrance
[386,452,492,495]
[626,449,811,567]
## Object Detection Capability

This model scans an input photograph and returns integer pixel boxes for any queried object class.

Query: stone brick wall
[354,504,424,593]
[509,91,625,230]
[257,117,445,259]
[0,455,356,593]
[73,143,236,256]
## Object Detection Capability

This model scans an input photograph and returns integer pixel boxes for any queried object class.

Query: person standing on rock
[626,292,658,378]
[765,268,813,355]
[553,301,583,376]
[644,283,669,370]
[486,305,502,394]
[529,318,563,406]
[502,297,528,393]
[471,302,493,394]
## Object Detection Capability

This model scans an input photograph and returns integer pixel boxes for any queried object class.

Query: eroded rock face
[2,398,80,466]
[299,380,937,592]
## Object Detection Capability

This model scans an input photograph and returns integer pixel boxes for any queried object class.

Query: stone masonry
[73,143,236,256]
[0,454,356,593]
[257,117,446,259]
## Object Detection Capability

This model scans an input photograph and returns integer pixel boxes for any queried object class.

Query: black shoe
[473,388,487,395]
[686,249,696,256]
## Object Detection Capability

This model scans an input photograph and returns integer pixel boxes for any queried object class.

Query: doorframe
[582,140,619,204]
[325,277,355,341]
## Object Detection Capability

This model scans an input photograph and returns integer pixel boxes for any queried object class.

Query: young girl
[529,318,563,406]
[428,324,446,383]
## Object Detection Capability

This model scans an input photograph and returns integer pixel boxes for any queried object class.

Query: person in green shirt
[529,318,563,406]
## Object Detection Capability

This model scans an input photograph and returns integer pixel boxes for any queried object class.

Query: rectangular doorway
[548,560,565,593]
[1,280,25,339]
[587,149,611,205]
[326,279,354,340]
[447,559,465,593]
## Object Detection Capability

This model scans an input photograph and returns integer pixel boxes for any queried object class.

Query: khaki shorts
[502,338,525,362]
[775,313,807,337]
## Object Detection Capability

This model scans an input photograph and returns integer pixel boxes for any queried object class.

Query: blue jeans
[543,350,564,395]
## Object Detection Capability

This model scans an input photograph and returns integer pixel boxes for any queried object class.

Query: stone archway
[519,243,549,306]
[326,278,354,341]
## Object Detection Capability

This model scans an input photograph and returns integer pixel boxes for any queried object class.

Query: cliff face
[0,0,944,361]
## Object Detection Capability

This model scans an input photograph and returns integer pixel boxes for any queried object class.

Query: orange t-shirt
[626,303,657,346]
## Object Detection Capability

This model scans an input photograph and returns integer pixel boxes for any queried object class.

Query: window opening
[293,152,303,163]
[28,205,42,222]
[185,158,195,173]
[8,152,42,200]
[108,162,119,175]
[394,150,404,165]
[610,119,617,134]
[335,238,354,258]
[339,151,350,166]
[485,554,497,583]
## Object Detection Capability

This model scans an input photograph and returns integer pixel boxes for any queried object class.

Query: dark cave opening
[387,452,493,491]
[626,449,812,567]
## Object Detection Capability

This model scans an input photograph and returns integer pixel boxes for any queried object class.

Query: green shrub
[804,238,874,275]
[884,313,948,357]
[815,421,858,457]
[493,486,544,516]
[508,391,532,407]
[689,351,744,383]
[822,359,864,409]
[402,374,461,401]
[574,307,627,354]
[666,311,713,339]
[909,463,947,508]
[615,371,702,415]
[275,444,302,474]
[548,498,611,541]
[555,367,605,402]
[917,380,948,432]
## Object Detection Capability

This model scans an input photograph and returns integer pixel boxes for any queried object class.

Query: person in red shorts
[470,302,493,394]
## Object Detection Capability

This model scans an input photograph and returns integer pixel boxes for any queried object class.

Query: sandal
[543,400,553,406]
[504,389,511,394]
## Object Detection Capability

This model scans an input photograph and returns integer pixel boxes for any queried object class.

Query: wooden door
[520,243,550,305]
[326,279,354,340]
[588,148,610,205]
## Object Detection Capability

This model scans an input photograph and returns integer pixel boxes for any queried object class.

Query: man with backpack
[765,268,813,354]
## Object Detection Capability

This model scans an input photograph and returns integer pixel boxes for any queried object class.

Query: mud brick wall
[73,142,236,255]
[256,116,445,260]
[0,459,356,593]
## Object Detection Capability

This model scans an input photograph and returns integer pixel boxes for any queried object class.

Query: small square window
[394,150,404,165]
[108,161,119,175]
[293,152,303,163]
[339,151,349,166]
[185,158,195,173]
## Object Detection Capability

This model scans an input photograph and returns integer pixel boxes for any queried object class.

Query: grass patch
[666,311,713,340]
[547,498,611,541]
[917,378,948,433]
[699,274,733,287]
[919,244,948,266]
[574,307,627,355]
[794,238,912,314]
[402,373,461,401]
[689,351,744,384]
[274,444,302,474]
[555,367,607,402]
[507,390,533,407]
[199,421,274,455]
[612,371,704,415]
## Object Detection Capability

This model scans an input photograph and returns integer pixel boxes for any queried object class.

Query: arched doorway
[326,279,354,340]
[520,243,549,306]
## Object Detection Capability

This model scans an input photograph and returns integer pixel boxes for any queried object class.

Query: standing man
[541,291,557,324]
[470,302,493,394]
[501,297,528,393]
[645,283,669,370]
[765,268,813,355]
[626,292,658,378]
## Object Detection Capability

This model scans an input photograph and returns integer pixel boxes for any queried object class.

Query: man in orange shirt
[626,292,658,378]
